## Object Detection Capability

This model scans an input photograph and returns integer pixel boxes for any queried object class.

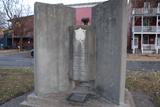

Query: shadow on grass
[0,68,34,105]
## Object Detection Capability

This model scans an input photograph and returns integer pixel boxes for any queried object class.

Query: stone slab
[67,93,88,103]
[69,25,96,81]
[92,0,128,105]
[34,2,75,96]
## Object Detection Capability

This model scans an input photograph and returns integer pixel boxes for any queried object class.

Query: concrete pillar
[132,34,135,54]
[132,16,135,53]
[141,16,143,54]
[132,16,135,32]
[34,2,75,96]
[141,34,143,54]
[156,16,158,32]
[156,34,158,54]
[156,16,158,54]
[92,0,128,105]
[142,16,144,32]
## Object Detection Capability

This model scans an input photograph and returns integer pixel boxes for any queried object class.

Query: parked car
[31,49,34,57]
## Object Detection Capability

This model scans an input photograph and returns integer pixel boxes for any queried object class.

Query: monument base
[21,90,135,107]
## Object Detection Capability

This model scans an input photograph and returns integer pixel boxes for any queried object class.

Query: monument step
[25,93,65,106]
[67,93,88,103]
[21,92,133,107]
[21,101,38,107]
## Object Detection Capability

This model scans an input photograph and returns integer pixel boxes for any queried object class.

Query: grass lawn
[0,68,34,105]
[0,68,160,107]
[126,71,160,107]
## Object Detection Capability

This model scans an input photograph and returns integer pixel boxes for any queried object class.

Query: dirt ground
[127,54,160,61]
[131,91,155,107]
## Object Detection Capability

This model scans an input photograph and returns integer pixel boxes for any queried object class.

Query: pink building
[68,2,102,25]
[75,7,92,25]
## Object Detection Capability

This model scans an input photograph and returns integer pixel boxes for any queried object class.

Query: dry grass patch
[126,71,160,107]
[127,54,160,61]
[0,68,33,105]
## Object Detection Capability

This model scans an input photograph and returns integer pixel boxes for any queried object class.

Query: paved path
[0,93,30,107]
[127,61,160,72]
[0,51,33,68]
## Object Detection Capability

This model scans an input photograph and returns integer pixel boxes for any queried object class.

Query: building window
[158,36,160,46]
[135,17,142,26]
[143,35,149,44]
[134,37,138,46]
[158,21,160,26]
[143,17,149,26]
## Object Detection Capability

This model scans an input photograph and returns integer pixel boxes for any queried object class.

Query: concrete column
[132,16,135,32]
[132,16,135,53]
[142,16,144,32]
[132,33,135,54]
[34,2,75,96]
[156,16,158,32]
[141,34,143,54]
[156,34,158,54]
[141,16,143,54]
[92,0,128,105]
[156,16,158,54]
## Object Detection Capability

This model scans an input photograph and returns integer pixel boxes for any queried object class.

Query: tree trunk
[20,37,23,51]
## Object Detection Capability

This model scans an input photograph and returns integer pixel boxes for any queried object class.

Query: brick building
[10,15,34,50]
[131,0,160,54]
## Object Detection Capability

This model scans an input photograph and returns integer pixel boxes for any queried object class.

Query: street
[0,51,159,71]
[0,51,33,68]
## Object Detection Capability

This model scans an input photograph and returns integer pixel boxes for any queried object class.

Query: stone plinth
[21,90,134,107]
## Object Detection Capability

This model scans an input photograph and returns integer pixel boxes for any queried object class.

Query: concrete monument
[92,0,128,105]
[22,0,134,107]
[69,26,96,82]
[33,3,75,96]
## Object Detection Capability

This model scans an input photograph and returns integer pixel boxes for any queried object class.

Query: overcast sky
[26,0,106,9]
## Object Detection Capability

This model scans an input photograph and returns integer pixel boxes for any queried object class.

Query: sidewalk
[0,92,30,107]
[0,49,32,56]
[0,49,19,55]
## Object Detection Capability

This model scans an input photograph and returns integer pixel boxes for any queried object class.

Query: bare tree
[0,0,32,50]
[0,0,32,26]
[0,11,6,27]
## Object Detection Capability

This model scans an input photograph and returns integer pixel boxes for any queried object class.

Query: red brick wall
[12,15,34,37]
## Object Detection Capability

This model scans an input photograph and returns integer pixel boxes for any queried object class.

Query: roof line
[66,1,105,7]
